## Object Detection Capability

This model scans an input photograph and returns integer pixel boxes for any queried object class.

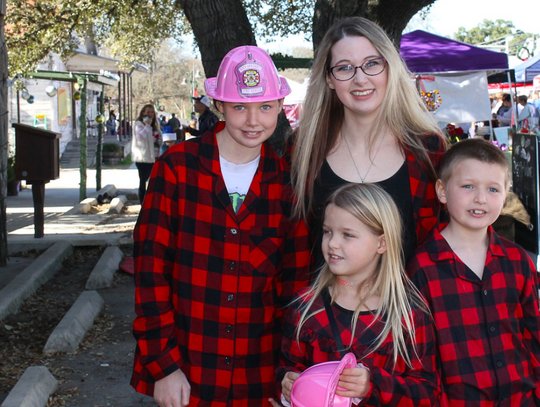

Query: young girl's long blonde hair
[296,183,428,368]
[292,17,444,220]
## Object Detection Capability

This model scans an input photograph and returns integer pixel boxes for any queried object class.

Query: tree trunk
[0,2,8,266]
[177,0,257,77]
[312,0,437,52]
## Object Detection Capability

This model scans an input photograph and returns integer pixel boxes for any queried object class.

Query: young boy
[407,138,540,407]
[131,46,311,407]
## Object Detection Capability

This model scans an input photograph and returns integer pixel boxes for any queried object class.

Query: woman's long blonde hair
[292,17,443,220]
[296,183,428,368]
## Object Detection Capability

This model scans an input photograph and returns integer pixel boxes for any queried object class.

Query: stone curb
[85,246,124,290]
[8,236,133,254]
[43,290,104,354]
[66,197,96,215]
[64,184,117,215]
[108,195,127,214]
[1,366,58,407]
[0,241,73,321]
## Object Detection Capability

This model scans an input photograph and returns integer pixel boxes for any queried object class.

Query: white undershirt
[219,155,260,213]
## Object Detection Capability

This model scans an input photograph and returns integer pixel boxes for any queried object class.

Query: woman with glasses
[291,17,447,267]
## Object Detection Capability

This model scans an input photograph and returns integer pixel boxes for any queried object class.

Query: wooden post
[96,85,104,191]
[31,181,45,238]
[79,78,87,202]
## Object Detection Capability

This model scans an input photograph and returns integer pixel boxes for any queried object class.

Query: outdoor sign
[512,132,540,257]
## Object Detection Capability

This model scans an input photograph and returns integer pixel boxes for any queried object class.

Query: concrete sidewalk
[2,164,140,289]
[6,164,140,233]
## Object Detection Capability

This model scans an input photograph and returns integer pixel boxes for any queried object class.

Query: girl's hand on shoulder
[281,371,300,403]
[336,366,370,399]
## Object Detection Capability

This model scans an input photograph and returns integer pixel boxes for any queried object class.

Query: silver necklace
[342,132,386,183]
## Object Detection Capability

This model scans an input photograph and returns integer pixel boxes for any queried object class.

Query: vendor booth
[400,30,508,124]
[401,31,539,261]
[513,53,540,83]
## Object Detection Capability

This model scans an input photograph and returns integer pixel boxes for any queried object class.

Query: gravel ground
[0,246,155,407]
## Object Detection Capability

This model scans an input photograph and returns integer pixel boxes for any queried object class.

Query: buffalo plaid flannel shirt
[407,135,445,245]
[131,123,311,406]
[407,227,540,407]
[276,288,439,406]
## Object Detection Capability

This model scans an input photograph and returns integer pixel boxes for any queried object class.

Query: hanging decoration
[21,89,30,100]
[416,75,443,114]
[420,90,443,113]
[95,114,105,124]
[73,91,82,101]
[27,95,35,104]
[46,85,58,97]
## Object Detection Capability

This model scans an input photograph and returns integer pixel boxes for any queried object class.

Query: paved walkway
[3,164,140,286]
[6,164,139,233]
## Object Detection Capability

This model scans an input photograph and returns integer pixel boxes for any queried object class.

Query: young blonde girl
[276,183,438,406]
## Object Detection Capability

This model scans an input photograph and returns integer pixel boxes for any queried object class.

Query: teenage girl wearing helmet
[131,46,311,407]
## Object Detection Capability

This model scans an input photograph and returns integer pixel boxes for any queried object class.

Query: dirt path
[0,247,156,407]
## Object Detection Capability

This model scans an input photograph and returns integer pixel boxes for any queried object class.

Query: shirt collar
[198,121,282,183]
[427,226,508,281]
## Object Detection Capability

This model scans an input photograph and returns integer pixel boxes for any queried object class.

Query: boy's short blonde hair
[439,138,510,187]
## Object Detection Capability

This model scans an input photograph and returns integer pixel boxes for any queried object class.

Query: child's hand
[154,369,191,407]
[281,371,300,402]
[335,366,370,399]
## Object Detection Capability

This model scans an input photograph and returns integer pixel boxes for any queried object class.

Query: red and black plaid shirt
[276,288,439,406]
[131,123,311,406]
[407,227,540,407]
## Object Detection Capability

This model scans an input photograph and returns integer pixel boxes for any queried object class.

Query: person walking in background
[291,17,446,269]
[168,113,181,131]
[131,104,161,204]
[516,95,538,132]
[275,183,438,407]
[159,127,182,155]
[105,112,117,136]
[131,46,310,407]
[186,95,219,137]
[496,93,512,127]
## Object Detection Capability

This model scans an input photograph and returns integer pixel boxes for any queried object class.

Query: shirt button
[225,357,231,365]
[483,290,488,296]
[229,261,236,270]
[496,361,503,368]
[227,294,234,301]
[226,325,232,333]
[231,228,238,235]
[490,326,496,332]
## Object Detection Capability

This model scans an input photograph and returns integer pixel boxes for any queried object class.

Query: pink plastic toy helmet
[204,45,291,103]
[290,353,357,407]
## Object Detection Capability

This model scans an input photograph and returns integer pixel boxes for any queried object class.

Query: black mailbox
[13,123,60,183]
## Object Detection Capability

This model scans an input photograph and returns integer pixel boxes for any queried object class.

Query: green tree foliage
[244,0,312,40]
[6,0,187,78]
[453,19,534,56]
[454,19,514,44]
[6,0,438,79]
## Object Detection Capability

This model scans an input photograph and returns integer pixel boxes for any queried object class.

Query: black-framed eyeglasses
[330,58,387,81]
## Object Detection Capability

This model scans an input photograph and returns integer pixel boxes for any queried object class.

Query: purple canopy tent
[398,30,509,126]
[400,30,509,73]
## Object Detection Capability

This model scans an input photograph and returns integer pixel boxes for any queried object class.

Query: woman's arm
[135,121,154,142]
